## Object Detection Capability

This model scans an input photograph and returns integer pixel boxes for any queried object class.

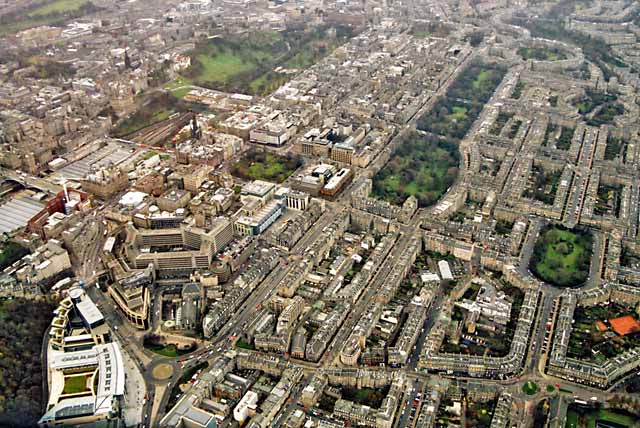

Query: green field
[178,27,353,95]
[0,0,96,36]
[517,46,568,61]
[29,0,89,16]
[530,225,592,287]
[372,132,460,207]
[62,374,90,394]
[231,151,302,183]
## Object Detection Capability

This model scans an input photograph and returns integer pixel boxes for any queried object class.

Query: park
[177,26,353,95]
[230,150,302,184]
[530,225,593,288]
[372,132,460,207]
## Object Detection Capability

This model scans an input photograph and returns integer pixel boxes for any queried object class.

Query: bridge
[0,168,61,194]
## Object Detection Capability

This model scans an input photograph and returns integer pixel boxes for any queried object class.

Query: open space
[341,386,390,408]
[594,183,622,217]
[465,400,495,428]
[62,374,91,395]
[230,150,302,184]
[530,225,592,288]
[177,26,353,95]
[110,93,201,138]
[372,132,459,207]
[517,46,568,61]
[151,364,174,381]
[604,136,627,161]
[524,164,562,205]
[143,334,196,358]
[417,62,506,140]
[573,90,624,126]
[565,404,636,428]
[0,0,97,36]
[567,303,640,363]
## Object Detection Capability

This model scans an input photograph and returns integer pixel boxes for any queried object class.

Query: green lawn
[171,87,192,100]
[194,51,255,85]
[372,132,460,207]
[236,339,255,350]
[449,106,468,121]
[472,70,493,91]
[588,409,635,428]
[341,386,390,408]
[231,151,302,183]
[178,27,353,95]
[531,226,592,287]
[0,0,94,36]
[63,374,90,394]
[29,0,89,17]
[145,343,193,358]
[566,409,578,428]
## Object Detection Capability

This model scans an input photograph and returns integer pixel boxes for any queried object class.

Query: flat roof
[76,297,104,326]
[0,196,45,234]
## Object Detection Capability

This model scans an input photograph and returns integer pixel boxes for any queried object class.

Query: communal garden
[230,150,302,184]
[465,399,496,428]
[176,26,353,95]
[530,225,592,288]
[604,135,627,161]
[373,61,505,208]
[517,46,568,61]
[543,123,575,151]
[372,132,460,207]
[523,164,562,205]
[573,89,625,127]
[417,62,507,140]
[566,303,640,363]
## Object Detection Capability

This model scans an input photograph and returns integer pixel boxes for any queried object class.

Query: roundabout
[149,361,176,382]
